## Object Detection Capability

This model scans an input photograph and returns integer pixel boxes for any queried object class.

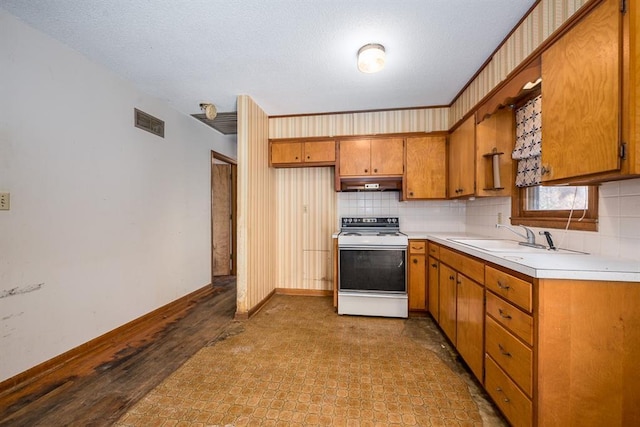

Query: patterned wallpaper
[236,95,276,313]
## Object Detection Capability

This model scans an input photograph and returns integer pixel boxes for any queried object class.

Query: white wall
[466,178,640,261]
[337,192,466,233]
[0,10,237,381]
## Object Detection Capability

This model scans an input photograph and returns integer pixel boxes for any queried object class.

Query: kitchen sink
[447,238,587,254]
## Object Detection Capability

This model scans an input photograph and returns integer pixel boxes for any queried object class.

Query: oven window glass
[339,249,406,293]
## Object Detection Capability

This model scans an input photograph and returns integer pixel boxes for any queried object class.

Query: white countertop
[409,232,640,282]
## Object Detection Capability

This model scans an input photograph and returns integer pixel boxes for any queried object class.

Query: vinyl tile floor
[115,295,507,427]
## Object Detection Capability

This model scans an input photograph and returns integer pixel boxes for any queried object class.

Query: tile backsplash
[466,178,640,262]
[337,178,640,262]
[337,192,466,233]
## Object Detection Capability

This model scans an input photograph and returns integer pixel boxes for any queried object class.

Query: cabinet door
[405,136,447,199]
[371,138,404,175]
[448,116,475,197]
[428,256,439,321]
[476,108,513,197]
[304,140,335,163]
[438,263,457,343]
[456,275,485,381]
[541,0,620,182]
[271,141,303,164]
[408,253,426,311]
[339,139,371,176]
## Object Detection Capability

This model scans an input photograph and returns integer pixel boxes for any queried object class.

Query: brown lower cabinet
[428,240,640,426]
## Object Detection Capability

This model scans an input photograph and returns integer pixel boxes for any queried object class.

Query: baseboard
[0,283,213,402]
[275,288,333,297]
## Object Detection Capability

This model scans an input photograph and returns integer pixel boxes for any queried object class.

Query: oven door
[338,246,406,293]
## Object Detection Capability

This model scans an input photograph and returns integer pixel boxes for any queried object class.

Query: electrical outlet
[497,212,503,224]
[0,193,9,210]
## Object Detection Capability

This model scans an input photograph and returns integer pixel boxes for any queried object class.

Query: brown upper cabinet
[448,116,476,198]
[540,0,640,183]
[270,139,336,167]
[338,137,404,177]
[475,108,514,197]
[404,136,447,199]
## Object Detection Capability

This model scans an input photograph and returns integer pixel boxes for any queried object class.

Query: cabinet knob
[409,191,414,196]
[364,169,368,173]
[306,155,310,159]
[413,258,418,264]
[541,165,550,175]
[295,156,299,160]
[431,263,437,268]
[449,275,455,281]
[374,168,378,173]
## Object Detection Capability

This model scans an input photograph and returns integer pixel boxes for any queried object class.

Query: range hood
[340,177,402,192]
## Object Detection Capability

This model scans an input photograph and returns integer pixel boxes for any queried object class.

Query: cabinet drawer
[485,266,532,312]
[486,292,533,346]
[486,316,532,396]
[485,355,532,427]
[440,247,484,284]
[428,242,440,258]
[409,240,426,254]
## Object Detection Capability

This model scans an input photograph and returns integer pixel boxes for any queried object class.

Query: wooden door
[448,116,475,197]
[541,0,620,182]
[405,136,447,199]
[303,140,335,163]
[371,138,404,175]
[456,275,485,381]
[339,139,371,176]
[428,256,439,321]
[271,141,303,164]
[212,163,231,276]
[408,252,426,311]
[438,263,457,343]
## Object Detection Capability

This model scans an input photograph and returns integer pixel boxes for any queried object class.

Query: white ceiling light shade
[199,103,217,120]
[357,43,386,73]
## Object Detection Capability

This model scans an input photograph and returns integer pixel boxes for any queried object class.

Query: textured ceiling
[1,0,536,117]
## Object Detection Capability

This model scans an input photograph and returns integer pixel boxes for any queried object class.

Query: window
[511,185,598,231]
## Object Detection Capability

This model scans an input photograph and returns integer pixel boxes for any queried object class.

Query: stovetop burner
[338,217,407,247]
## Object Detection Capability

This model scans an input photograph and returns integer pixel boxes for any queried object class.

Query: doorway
[211,151,237,282]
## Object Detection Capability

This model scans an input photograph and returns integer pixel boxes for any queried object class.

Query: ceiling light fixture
[357,43,386,73]
[200,103,217,120]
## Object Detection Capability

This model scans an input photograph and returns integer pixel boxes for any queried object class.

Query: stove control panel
[341,217,399,227]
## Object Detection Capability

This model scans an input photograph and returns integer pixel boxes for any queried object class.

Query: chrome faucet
[496,224,547,249]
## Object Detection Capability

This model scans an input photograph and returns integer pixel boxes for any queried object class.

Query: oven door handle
[338,245,408,250]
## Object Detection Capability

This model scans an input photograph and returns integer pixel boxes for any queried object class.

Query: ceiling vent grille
[192,112,237,135]
[135,108,164,138]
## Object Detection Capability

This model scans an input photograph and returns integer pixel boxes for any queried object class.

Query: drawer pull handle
[497,281,510,290]
[498,309,512,319]
[498,344,512,357]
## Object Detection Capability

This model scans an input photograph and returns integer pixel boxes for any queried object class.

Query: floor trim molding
[275,288,333,297]
[0,283,213,403]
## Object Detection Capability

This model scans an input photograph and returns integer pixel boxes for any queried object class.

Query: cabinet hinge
[621,0,627,13]
[620,142,627,160]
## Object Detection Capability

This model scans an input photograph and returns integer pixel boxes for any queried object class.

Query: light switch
[0,193,10,210]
